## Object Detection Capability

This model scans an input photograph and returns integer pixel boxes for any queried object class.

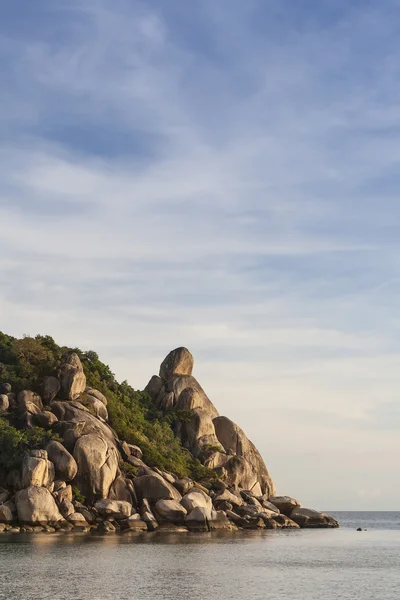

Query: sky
[1,0,400,511]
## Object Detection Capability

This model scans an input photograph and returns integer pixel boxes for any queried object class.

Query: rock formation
[0,344,339,534]
[145,347,275,497]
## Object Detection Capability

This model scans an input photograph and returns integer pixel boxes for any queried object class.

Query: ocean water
[0,512,399,600]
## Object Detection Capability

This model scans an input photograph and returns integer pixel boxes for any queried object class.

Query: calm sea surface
[0,512,399,600]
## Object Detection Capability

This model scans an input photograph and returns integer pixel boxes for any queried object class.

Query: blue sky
[1,0,400,510]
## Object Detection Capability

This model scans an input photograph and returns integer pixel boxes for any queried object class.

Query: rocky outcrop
[85,388,107,405]
[34,411,58,428]
[268,496,301,516]
[154,499,187,523]
[94,499,132,519]
[159,347,194,380]
[46,441,78,482]
[213,417,275,496]
[15,487,63,525]
[0,394,9,412]
[21,451,54,488]
[134,473,182,502]
[82,395,108,420]
[59,353,86,400]
[148,348,274,497]
[183,408,223,453]
[17,390,43,415]
[0,345,339,534]
[0,502,14,523]
[181,489,212,518]
[73,433,119,503]
[290,508,339,528]
[42,376,61,403]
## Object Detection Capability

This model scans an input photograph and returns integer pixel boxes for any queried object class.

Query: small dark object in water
[356,527,367,531]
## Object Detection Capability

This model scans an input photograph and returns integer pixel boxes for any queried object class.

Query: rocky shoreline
[0,345,339,534]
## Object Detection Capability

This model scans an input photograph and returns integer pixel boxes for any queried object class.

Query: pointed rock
[159,348,194,381]
[59,353,86,400]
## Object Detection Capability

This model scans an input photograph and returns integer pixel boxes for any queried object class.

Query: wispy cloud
[1,0,399,509]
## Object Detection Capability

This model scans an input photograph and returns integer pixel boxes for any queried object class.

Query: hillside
[0,332,338,533]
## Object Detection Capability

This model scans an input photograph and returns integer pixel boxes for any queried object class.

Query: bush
[0,417,61,470]
[72,486,86,504]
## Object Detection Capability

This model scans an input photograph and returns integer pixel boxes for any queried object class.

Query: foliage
[188,458,219,484]
[0,332,66,393]
[72,486,86,504]
[0,417,61,470]
[121,461,139,479]
[163,409,195,425]
[202,443,225,454]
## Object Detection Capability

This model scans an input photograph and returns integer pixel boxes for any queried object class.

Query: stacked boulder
[145,348,276,497]
[0,348,339,533]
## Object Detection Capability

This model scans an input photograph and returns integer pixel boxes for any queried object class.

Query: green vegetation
[0,332,217,483]
[71,485,86,504]
[0,417,61,471]
[121,461,139,479]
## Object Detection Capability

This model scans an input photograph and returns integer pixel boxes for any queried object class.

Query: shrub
[0,417,61,470]
[72,486,86,504]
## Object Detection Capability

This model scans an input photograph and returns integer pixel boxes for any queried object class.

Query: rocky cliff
[0,334,338,533]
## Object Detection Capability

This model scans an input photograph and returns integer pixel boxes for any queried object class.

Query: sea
[0,512,399,600]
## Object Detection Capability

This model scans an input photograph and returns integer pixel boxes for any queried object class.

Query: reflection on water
[0,521,399,600]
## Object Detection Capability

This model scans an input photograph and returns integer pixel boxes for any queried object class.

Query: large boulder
[94,499,132,520]
[0,383,12,394]
[46,441,78,482]
[34,411,58,428]
[108,476,135,504]
[42,376,61,403]
[213,488,244,508]
[0,394,9,412]
[270,513,300,528]
[50,401,116,443]
[59,353,86,400]
[174,478,194,495]
[268,496,301,516]
[121,513,148,531]
[154,499,187,523]
[181,489,212,518]
[83,395,108,420]
[183,408,223,451]
[290,507,339,528]
[209,510,233,531]
[204,451,230,469]
[17,390,43,415]
[159,347,194,381]
[140,499,158,531]
[184,506,210,532]
[144,376,164,401]
[0,502,14,523]
[170,375,219,420]
[213,416,275,496]
[134,473,182,502]
[157,392,175,411]
[21,451,55,488]
[54,485,73,504]
[73,433,119,503]
[58,498,75,518]
[85,388,108,406]
[15,487,63,525]
[121,442,142,460]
